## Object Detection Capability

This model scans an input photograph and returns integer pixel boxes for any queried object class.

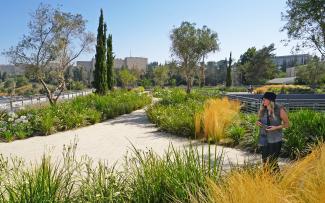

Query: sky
[0,0,317,65]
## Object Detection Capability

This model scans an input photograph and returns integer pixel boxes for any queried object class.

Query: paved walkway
[0,108,288,170]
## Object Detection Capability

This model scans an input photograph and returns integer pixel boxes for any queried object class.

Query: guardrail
[227,94,325,113]
[0,89,94,112]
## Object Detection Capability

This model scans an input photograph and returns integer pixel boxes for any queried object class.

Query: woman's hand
[256,121,263,127]
[265,126,279,132]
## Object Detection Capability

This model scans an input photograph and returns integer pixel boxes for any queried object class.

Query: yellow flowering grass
[205,143,325,203]
[195,98,241,141]
[253,84,311,94]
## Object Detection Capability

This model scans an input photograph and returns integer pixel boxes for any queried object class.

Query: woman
[256,92,289,172]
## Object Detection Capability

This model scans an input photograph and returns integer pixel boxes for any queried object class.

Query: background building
[273,54,311,71]
[76,58,96,84]
[0,64,25,75]
[76,56,148,83]
[114,58,124,69]
[125,57,148,72]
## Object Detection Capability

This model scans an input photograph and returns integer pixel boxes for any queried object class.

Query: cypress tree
[226,52,232,87]
[93,9,107,95]
[107,34,114,90]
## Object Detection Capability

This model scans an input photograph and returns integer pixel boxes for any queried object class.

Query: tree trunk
[200,57,206,88]
[53,81,66,104]
[200,64,205,88]
[186,77,193,94]
[186,81,191,94]
[39,78,55,105]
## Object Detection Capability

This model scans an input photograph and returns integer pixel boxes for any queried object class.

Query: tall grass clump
[195,98,241,141]
[76,161,130,202]
[128,144,223,202]
[202,143,325,203]
[0,144,79,202]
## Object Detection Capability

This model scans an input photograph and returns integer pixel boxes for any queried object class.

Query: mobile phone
[258,120,269,129]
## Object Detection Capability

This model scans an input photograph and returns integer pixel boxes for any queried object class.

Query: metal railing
[227,94,325,113]
[0,89,94,112]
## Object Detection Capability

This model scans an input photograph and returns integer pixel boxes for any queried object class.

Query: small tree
[153,65,169,87]
[107,34,114,90]
[226,52,232,87]
[197,26,219,87]
[2,72,7,82]
[15,75,29,88]
[93,9,107,95]
[296,56,325,87]
[3,4,94,105]
[237,44,277,85]
[170,22,219,93]
[119,68,136,88]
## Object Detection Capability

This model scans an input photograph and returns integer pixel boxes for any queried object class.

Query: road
[0,89,93,111]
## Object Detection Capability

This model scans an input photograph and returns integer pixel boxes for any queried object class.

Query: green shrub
[147,100,203,138]
[32,108,58,135]
[192,87,221,97]
[159,88,188,105]
[132,86,145,93]
[152,86,169,98]
[227,124,246,145]
[148,88,218,138]
[283,109,325,159]
[237,114,260,152]
[0,112,33,141]
[139,78,153,89]
[56,105,86,130]
[69,81,86,90]
[217,86,248,92]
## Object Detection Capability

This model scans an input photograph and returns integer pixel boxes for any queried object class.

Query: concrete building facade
[77,57,148,72]
[76,56,148,82]
[114,58,125,69]
[125,57,148,72]
[273,54,311,70]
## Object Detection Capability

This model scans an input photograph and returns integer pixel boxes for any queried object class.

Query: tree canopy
[119,68,137,88]
[282,0,325,56]
[296,56,325,87]
[237,44,277,85]
[170,21,219,93]
[153,65,169,87]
